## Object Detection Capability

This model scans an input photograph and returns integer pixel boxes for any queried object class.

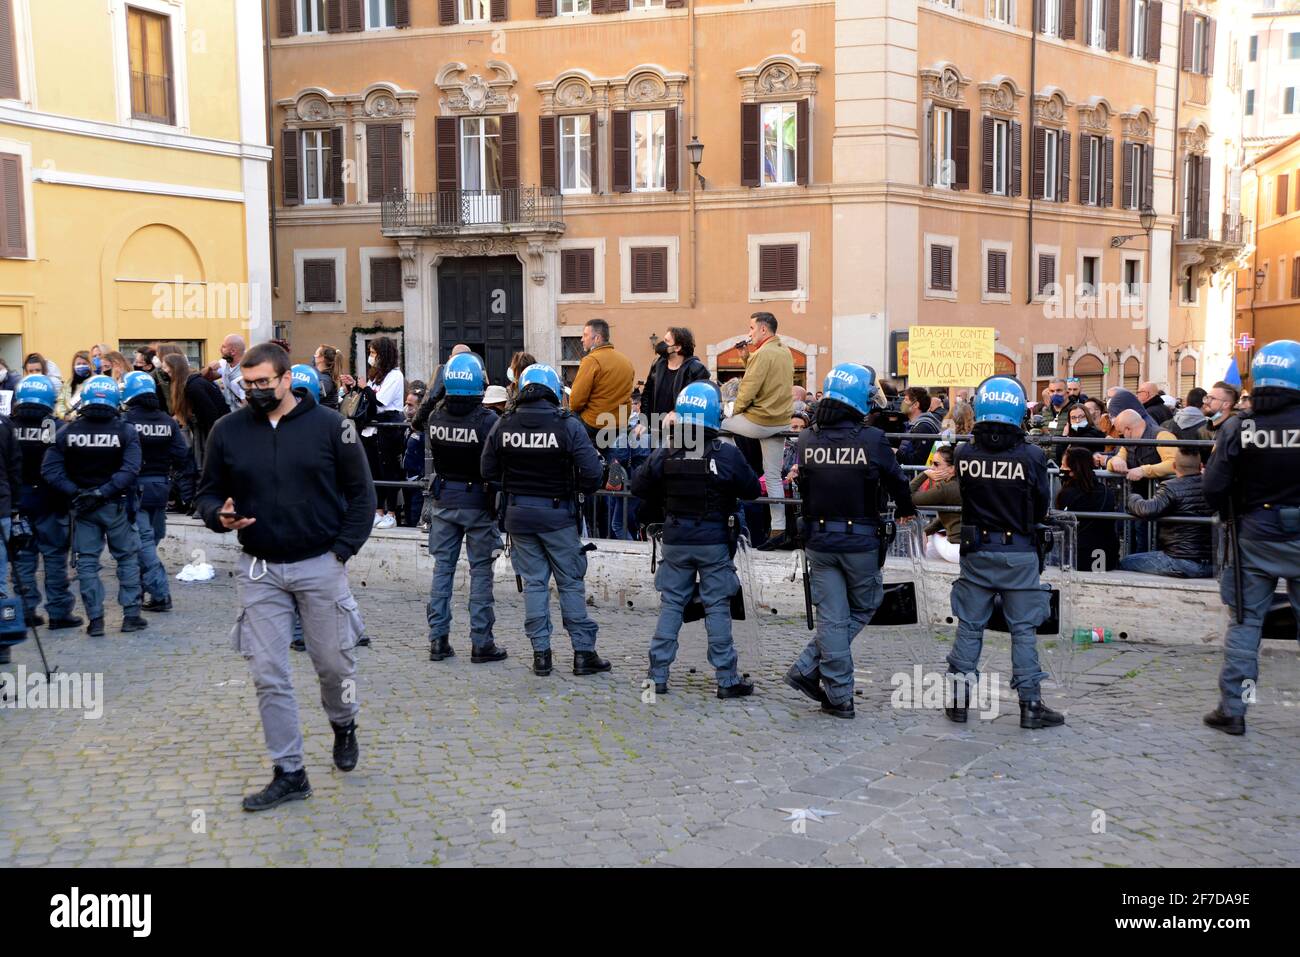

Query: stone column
[523,238,561,368]
[399,239,434,382]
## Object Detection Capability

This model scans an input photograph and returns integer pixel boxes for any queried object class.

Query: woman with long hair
[56,350,94,418]
[363,336,406,528]
[909,444,962,563]
[23,352,47,376]
[103,350,131,382]
[506,350,537,398]
[1054,445,1120,571]
[313,343,342,410]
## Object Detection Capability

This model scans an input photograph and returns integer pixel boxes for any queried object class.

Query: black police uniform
[9,405,77,624]
[125,402,190,607]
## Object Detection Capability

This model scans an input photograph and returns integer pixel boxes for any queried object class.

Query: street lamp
[686,136,705,190]
[1110,204,1158,248]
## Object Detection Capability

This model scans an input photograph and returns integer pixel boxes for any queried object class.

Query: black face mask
[247,387,281,414]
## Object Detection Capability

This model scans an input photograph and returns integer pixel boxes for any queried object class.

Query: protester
[909,445,961,563]
[402,382,427,528]
[90,343,112,376]
[360,336,406,529]
[482,384,509,414]
[642,326,709,427]
[172,353,228,470]
[22,352,48,377]
[505,350,537,401]
[569,318,635,445]
[56,350,94,418]
[1203,380,1238,435]
[1040,377,1072,436]
[1137,381,1173,425]
[898,386,942,466]
[1120,451,1214,578]
[0,355,19,393]
[1066,377,1086,403]
[210,334,247,411]
[312,344,342,411]
[720,312,794,549]
[102,351,131,382]
[1057,402,1105,463]
[1102,404,1177,483]
[1055,446,1119,572]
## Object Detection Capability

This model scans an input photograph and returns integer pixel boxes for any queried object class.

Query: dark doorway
[437,255,524,386]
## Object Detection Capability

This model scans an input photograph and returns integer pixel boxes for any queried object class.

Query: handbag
[339,386,376,428]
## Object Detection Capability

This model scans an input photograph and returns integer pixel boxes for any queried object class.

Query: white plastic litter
[176,562,215,582]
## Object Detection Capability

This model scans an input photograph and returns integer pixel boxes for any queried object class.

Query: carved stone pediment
[437,61,519,116]
[737,56,821,103]
[920,64,969,106]
[1077,99,1113,134]
[1180,122,1211,154]
[978,77,1023,117]
[1121,109,1155,141]
[1032,89,1071,127]
[608,65,688,110]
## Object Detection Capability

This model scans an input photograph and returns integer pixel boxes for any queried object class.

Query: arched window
[1178,355,1198,400]
[1072,353,1104,399]
[1123,356,1141,392]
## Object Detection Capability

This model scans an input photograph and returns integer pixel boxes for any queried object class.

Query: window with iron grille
[758,243,799,292]
[629,246,668,294]
[929,243,953,291]
[561,335,584,366]
[1035,351,1056,378]
[369,257,402,303]
[303,258,337,303]
[561,248,595,294]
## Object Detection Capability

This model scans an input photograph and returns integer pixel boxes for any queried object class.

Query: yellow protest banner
[906,326,995,387]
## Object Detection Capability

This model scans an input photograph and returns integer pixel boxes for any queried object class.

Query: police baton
[801,549,814,631]
[1227,499,1245,626]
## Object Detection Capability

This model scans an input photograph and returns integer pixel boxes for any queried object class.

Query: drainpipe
[1169,0,1184,296]
[688,0,698,308]
[1026,4,1038,305]
[263,0,279,296]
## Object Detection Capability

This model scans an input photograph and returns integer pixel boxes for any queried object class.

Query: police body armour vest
[955,441,1035,536]
[1236,405,1300,511]
[799,424,880,522]
[61,417,131,490]
[12,408,55,486]
[126,408,177,477]
[428,405,491,484]
[664,443,733,522]
[499,409,573,498]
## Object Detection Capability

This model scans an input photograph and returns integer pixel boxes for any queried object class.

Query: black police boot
[331,721,359,771]
[717,679,755,700]
[48,614,82,630]
[0,646,9,665]
[429,635,454,661]
[945,673,969,724]
[142,596,172,613]
[1203,706,1246,736]
[821,697,855,719]
[471,642,508,663]
[121,615,149,633]
[1019,699,1066,729]
[647,673,669,695]
[357,635,371,647]
[533,650,553,676]
[783,664,827,705]
[27,612,44,627]
[573,650,611,676]
[86,618,105,637]
[242,765,312,812]
[290,637,305,652]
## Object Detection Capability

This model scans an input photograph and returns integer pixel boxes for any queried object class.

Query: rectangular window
[366,0,396,29]
[991,118,1009,196]
[989,0,1012,24]
[629,246,668,293]
[629,0,665,8]
[461,0,490,22]
[1081,255,1100,297]
[302,129,331,204]
[1124,258,1141,297]
[1291,32,1300,58]
[1180,266,1195,303]
[559,0,591,12]
[127,6,173,125]
[929,244,953,292]
[761,102,798,186]
[303,258,337,303]
[1246,89,1255,116]
[1037,253,1056,296]
[461,115,502,192]
[932,106,953,187]
[300,0,326,33]
[1131,0,1147,56]
[1084,135,1100,205]
[758,243,799,292]
[1088,0,1105,47]
[561,247,595,294]
[559,114,592,194]
[369,256,402,303]
[986,249,1007,294]
[0,151,27,258]
[631,109,666,192]
[367,123,403,201]
[1128,142,1144,208]
[1042,0,1059,36]
[1191,16,1206,73]
[1043,128,1058,201]
[1250,34,1258,62]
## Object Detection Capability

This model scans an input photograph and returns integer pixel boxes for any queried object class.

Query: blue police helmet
[121,371,156,406]
[822,362,876,417]
[14,374,56,411]
[1251,339,1300,391]
[674,380,721,431]
[78,375,121,411]
[972,375,1027,426]
[518,363,562,402]
[290,363,321,401]
[444,353,486,397]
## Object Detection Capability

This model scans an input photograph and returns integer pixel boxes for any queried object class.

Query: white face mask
[507,367,516,383]
[368,355,376,368]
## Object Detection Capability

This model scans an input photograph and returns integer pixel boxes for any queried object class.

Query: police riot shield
[730,530,763,679]
[1034,512,1085,693]
[867,517,929,630]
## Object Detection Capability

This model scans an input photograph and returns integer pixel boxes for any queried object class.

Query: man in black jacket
[1119,451,1214,577]
[642,327,710,434]
[196,342,376,811]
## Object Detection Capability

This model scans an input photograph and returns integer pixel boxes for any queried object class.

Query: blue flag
[1224,358,1242,388]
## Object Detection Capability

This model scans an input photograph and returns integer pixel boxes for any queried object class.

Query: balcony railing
[381,188,565,233]
[1181,211,1248,245]
[130,71,174,124]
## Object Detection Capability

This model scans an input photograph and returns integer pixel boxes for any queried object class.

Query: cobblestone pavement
[2,570,1298,868]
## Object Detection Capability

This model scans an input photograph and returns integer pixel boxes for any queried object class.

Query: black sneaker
[573,650,611,676]
[429,635,454,661]
[331,721,359,771]
[121,615,149,633]
[1203,706,1246,736]
[717,679,755,700]
[242,766,312,812]
[821,697,855,719]
[783,665,827,705]
[290,637,306,652]
[648,676,668,696]
[142,596,172,613]
[86,618,105,637]
[48,615,82,631]
[945,673,969,723]
[470,642,508,663]
[1019,700,1066,729]
[356,635,370,647]
[533,650,553,676]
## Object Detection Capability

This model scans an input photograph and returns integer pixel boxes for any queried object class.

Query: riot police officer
[784,363,916,719]
[1202,339,1300,736]
[41,375,145,636]
[480,364,607,677]
[946,376,1062,729]
[425,352,506,664]
[8,375,81,630]
[123,371,189,613]
[629,381,760,698]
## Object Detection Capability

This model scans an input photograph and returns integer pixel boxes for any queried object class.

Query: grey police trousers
[230,551,364,773]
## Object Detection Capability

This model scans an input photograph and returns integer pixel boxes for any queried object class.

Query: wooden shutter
[1204,17,1215,75]
[281,129,301,206]
[395,0,411,27]
[1058,130,1071,203]
[1292,257,1300,299]
[1278,174,1290,217]
[439,0,457,25]
[591,0,607,12]
[326,0,342,32]
[1010,120,1022,196]
[1105,0,1119,50]
[537,0,556,16]
[538,115,558,192]
[1038,254,1055,295]
[1101,135,1113,207]
[952,108,970,190]
[1060,0,1075,40]
[631,247,667,293]
[0,152,26,258]
[1145,1,1162,61]
[759,244,798,292]
[435,115,459,194]
[344,0,363,31]
[330,126,345,204]
[1031,125,1046,199]
[371,257,402,303]
[987,250,1007,294]
[664,108,678,192]
[1078,134,1092,205]
[1198,154,1211,237]
[366,124,384,202]
[608,0,630,10]
[796,98,809,186]
[1035,0,1045,32]
[1180,10,1194,71]
[929,244,952,291]
[666,0,686,7]
[304,259,336,303]
[589,111,599,193]
[500,112,519,219]
[1122,139,1134,208]
[491,0,507,21]
[562,248,595,295]
[276,0,296,37]
[0,0,15,100]
[1142,143,1154,209]
[981,116,995,193]
[611,110,630,193]
[741,102,760,187]
[384,123,402,196]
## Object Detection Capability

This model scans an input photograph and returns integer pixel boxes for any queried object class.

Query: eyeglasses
[238,374,283,391]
